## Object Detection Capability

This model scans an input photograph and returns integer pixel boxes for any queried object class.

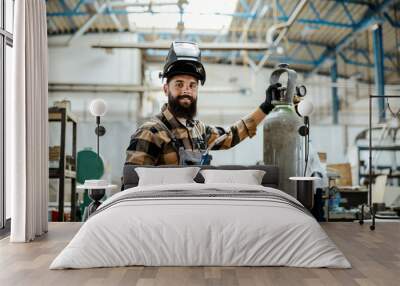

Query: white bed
[50,183,351,269]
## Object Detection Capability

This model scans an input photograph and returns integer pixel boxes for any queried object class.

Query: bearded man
[125,41,278,166]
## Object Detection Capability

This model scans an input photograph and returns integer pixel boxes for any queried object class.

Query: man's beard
[168,93,197,119]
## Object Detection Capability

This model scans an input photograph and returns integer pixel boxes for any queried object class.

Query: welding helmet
[160,41,206,85]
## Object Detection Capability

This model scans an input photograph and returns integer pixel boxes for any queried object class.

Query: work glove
[259,83,281,114]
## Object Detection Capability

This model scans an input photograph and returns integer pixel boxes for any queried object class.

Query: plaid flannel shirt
[125,104,258,165]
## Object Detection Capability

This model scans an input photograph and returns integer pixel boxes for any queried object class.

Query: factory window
[0,0,13,233]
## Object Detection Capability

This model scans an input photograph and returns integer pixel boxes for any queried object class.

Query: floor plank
[0,222,399,286]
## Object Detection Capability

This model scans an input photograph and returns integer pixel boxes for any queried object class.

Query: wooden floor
[0,222,399,286]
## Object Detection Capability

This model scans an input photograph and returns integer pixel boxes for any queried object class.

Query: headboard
[122,164,279,190]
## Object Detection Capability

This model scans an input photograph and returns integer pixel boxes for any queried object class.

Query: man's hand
[259,83,281,115]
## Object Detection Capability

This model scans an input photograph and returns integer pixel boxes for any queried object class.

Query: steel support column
[330,57,340,124]
[372,24,385,122]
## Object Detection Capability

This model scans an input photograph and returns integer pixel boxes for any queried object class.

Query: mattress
[50,183,351,269]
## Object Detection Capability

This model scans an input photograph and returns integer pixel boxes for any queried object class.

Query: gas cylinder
[263,64,303,198]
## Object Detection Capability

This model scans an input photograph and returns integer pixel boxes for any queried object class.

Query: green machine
[77,147,104,221]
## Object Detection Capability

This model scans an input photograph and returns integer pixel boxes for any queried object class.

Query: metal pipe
[330,58,339,124]
[266,0,308,46]
[368,86,373,227]
[92,41,272,51]
[96,116,100,158]
[372,24,386,122]
[67,2,108,45]
[109,1,179,8]
[48,82,251,94]
[49,83,153,93]
[48,81,400,94]
[260,0,308,72]
[239,0,263,42]
[107,1,124,32]
[237,0,264,72]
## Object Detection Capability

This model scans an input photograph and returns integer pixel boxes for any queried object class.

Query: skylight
[126,0,238,32]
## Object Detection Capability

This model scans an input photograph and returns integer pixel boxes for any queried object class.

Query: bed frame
[122,164,279,190]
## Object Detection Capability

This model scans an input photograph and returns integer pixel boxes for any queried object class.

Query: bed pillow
[135,167,201,186]
[200,169,266,185]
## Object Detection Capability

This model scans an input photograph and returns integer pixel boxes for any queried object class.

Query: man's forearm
[253,107,267,126]
[208,107,268,150]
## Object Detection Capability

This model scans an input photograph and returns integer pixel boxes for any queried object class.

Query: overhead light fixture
[276,45,284,55]
[371,23,380,31]
[325,57,335,66]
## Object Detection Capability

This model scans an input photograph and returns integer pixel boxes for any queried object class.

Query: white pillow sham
[200,169,266,185]
[135,167,200,186]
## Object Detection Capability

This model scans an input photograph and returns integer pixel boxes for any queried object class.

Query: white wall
[48,34,141,187]
[49,34,141,85]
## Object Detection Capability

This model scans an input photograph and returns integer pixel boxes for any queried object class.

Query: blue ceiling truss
[73,0,87,13]
[305,0,398,77]
[341,2,356,25]
[47,0,400,30]
[239,0,251,13]
[58,0,78,31]
[47,0,400,80]
[383,12,400,27]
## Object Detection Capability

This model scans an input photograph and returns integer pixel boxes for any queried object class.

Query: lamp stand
[96,116,100,158]
[94,116,106,159]
[304,116,310,177]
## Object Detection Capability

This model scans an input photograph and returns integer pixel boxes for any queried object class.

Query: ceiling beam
[106,1,124,32]
[306,0,398,77]
[58,0,78,31]
[67,1,107,45]
[48,82,248,94]
[92,41,273,51]
[326,0,371,5]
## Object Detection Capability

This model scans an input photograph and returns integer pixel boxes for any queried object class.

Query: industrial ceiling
[46,0,400,83]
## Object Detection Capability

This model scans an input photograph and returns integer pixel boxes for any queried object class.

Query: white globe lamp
[88,99,108,157]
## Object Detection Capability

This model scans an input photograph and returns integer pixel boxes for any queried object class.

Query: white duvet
[50,183,351,269]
